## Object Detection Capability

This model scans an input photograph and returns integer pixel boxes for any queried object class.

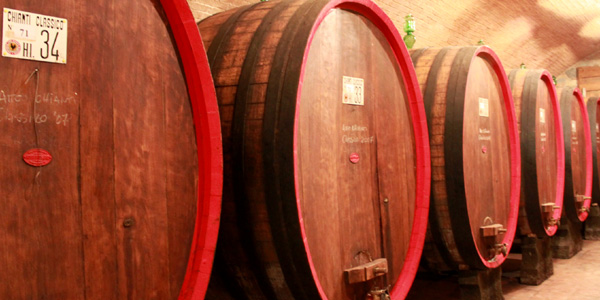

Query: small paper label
[478,98,489,117]
[342,76,364,106]
[571,120,577,133]
[2,8,68,64]
[539,108,545,124]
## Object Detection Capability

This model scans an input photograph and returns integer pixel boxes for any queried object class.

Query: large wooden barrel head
[587,97,600,205]
[559,87,593,223]
[508,69,565,237]
[411,46,520,270]
[199,0,431,299]
[0,1,222,299]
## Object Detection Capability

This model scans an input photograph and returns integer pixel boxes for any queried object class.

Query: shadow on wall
[450,0,600,74]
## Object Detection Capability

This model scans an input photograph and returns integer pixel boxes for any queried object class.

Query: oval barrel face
[533,79,559,229]
[570,95,589,217]
[296,8,415,299]
[462,55,512,263]
[0,1,203,299]
[411,46,518,270]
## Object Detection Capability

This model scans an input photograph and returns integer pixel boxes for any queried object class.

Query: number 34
[40,30,60,60]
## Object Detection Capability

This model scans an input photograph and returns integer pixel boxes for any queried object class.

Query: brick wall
[187,0,600,78]
[556,51,600,94]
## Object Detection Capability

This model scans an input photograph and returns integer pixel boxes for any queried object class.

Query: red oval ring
[23,149,53,167]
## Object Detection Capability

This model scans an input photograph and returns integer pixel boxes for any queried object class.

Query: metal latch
[480,223,507,237]
[541,203,560,213]
[575,195,591,203]
[344,258,388,284]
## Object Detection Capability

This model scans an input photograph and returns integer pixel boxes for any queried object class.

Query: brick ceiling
[188,0,600,76]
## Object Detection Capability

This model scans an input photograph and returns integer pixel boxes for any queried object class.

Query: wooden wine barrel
[507,69,565,237]
[587,97,600,204]
[411,46,520,270]
[0,1,222,299]
[198,0,431,299]
[558,87,593,223]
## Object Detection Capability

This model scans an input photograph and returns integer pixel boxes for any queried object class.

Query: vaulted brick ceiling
[188,0,600,76]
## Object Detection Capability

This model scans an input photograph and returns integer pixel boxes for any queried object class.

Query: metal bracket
[488,243,507,257]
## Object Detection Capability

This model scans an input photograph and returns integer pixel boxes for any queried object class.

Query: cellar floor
[406,240,600,299]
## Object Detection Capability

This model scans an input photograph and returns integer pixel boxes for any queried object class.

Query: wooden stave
[507,69,565,237]
[160,1,224,298]
[559,87,593,223]
[0,0,222,299]
[199,0,431,299]
[411,46,520,270]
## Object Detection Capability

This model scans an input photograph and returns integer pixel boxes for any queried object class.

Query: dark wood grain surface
[0,1,200,299]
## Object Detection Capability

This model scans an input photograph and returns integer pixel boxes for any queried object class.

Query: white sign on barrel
[2,8,67,64]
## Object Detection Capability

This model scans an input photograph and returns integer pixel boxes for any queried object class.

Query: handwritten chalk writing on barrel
[342,135,375,144]
[0,90,78,105]
[0,108,47,123]
[53,111,71,126]
[0,108,73,126]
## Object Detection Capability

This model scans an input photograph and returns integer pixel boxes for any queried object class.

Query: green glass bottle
[403,14,416,49]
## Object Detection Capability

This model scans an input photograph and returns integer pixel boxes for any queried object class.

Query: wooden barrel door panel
[200,0,430,299]
[0,1,221,299]
[560,88,592,223]
[296,8,415,299]
[508,69,564,237]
